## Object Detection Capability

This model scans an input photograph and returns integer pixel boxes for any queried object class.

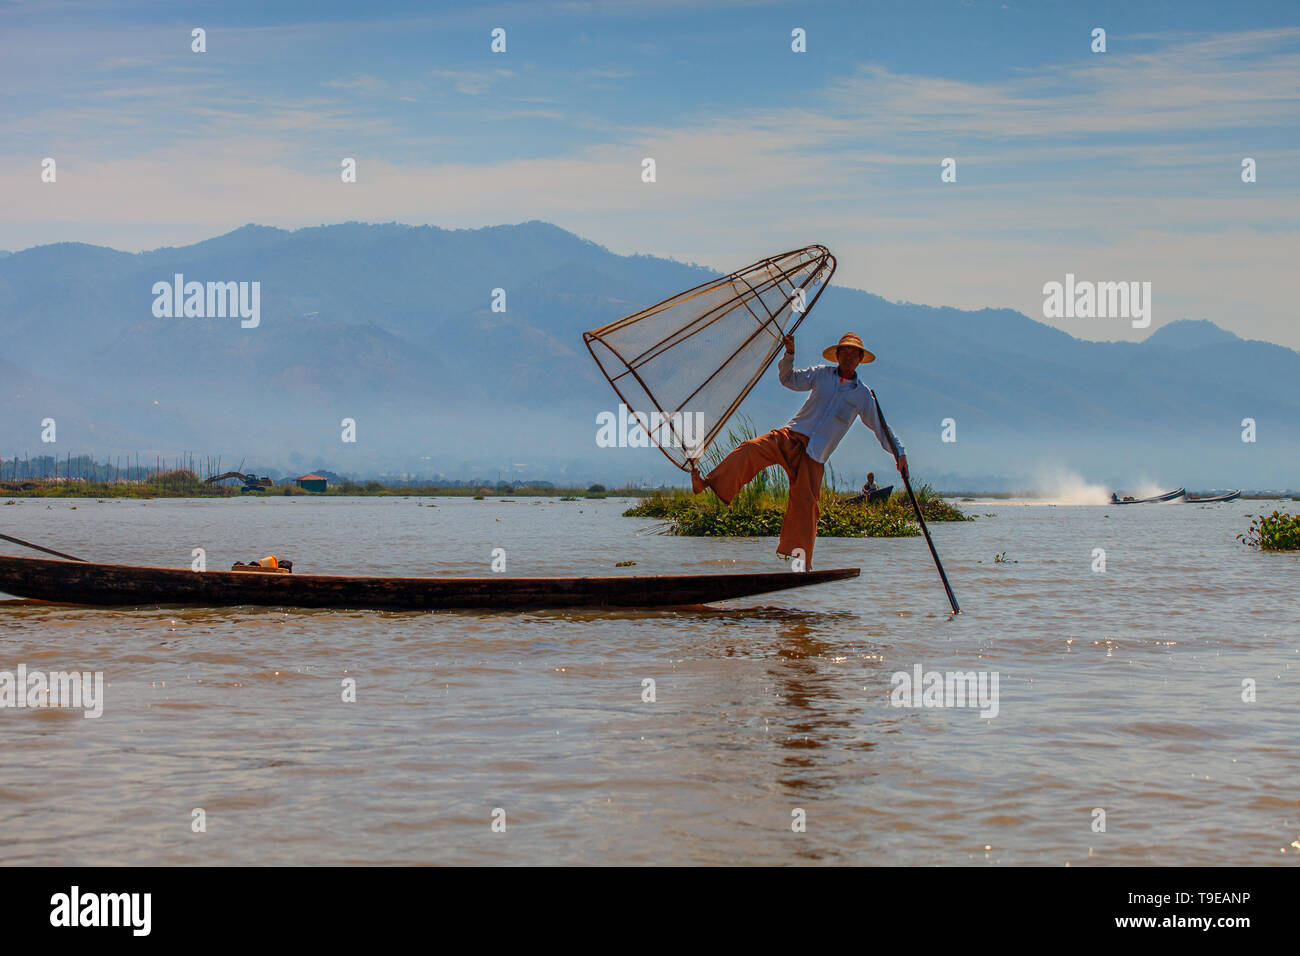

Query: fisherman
[690,332,907,569]
[863,472,879,495]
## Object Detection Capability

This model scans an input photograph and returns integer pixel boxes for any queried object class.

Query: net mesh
[584,246,836,470]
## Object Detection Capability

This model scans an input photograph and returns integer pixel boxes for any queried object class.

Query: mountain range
[1,221,1296,489]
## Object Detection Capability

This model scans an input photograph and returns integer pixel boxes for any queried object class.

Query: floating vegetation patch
[1238,510,1300,551]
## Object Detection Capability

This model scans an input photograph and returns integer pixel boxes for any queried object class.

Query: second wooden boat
[844,485,893,505]
[1182,490,1243,503]
[0,554,859,611]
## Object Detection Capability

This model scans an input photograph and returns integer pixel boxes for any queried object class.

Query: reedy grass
[626,416,969,538]
[0,469,234,499]
[0,477,657,500]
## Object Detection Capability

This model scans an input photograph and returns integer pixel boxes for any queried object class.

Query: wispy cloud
[1,12,1296,346]
[325,74,387,93]
[822,28,1300,140]
[431,68,517,96]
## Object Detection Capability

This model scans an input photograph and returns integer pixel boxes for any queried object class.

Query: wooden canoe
[844,485,893,506]
[0,555,859,611]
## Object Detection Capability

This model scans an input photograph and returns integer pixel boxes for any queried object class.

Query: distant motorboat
[1182,490,1243,503]
[1110,487,1186,504]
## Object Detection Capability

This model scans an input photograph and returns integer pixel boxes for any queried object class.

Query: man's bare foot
[690,465,707,495]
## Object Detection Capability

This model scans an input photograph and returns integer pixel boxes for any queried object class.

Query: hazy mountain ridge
[1,222,1295,487]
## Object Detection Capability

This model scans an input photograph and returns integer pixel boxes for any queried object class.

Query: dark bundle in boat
[231,555,293,573]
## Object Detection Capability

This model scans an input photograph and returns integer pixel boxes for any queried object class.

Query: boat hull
[1183,491,1243,503]
[867,484,894,504]
[1111,487,1186,504]
[844,485,893,506]
[0,555,860,611]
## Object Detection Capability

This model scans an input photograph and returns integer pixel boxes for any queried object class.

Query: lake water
[1,495,1296,865]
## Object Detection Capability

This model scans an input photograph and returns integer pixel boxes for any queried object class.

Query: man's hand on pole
[896,454,909,480]
[783,334,794,355]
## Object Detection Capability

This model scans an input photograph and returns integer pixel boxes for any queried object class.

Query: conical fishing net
[584,246,836,470]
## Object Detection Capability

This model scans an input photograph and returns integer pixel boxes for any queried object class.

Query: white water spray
[1028,466,1111,505]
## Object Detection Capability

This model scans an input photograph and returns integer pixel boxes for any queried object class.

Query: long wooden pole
[869,388,960,615]
[0,533,87,562]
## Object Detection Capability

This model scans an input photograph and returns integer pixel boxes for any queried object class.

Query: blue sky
[2,0,1297,344]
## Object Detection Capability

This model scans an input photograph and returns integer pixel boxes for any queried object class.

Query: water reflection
[3,497,1298,865]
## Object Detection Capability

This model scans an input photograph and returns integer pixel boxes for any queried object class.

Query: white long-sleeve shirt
[778,353,904,464]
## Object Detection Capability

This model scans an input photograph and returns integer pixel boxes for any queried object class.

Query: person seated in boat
[863,472,879,495]
[1110,493,1120,504]
[690,332,906,571]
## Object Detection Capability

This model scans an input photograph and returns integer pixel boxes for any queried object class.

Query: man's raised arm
[778,334,815,391]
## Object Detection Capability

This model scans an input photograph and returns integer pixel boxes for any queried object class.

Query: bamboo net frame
[584,245,836,470]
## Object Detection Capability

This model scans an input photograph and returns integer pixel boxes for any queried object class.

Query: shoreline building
[295,473,328,493]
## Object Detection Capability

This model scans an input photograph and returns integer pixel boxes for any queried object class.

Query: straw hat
[822,332,875,364]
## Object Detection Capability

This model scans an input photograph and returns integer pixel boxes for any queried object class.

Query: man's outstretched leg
[691,428,789,504]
